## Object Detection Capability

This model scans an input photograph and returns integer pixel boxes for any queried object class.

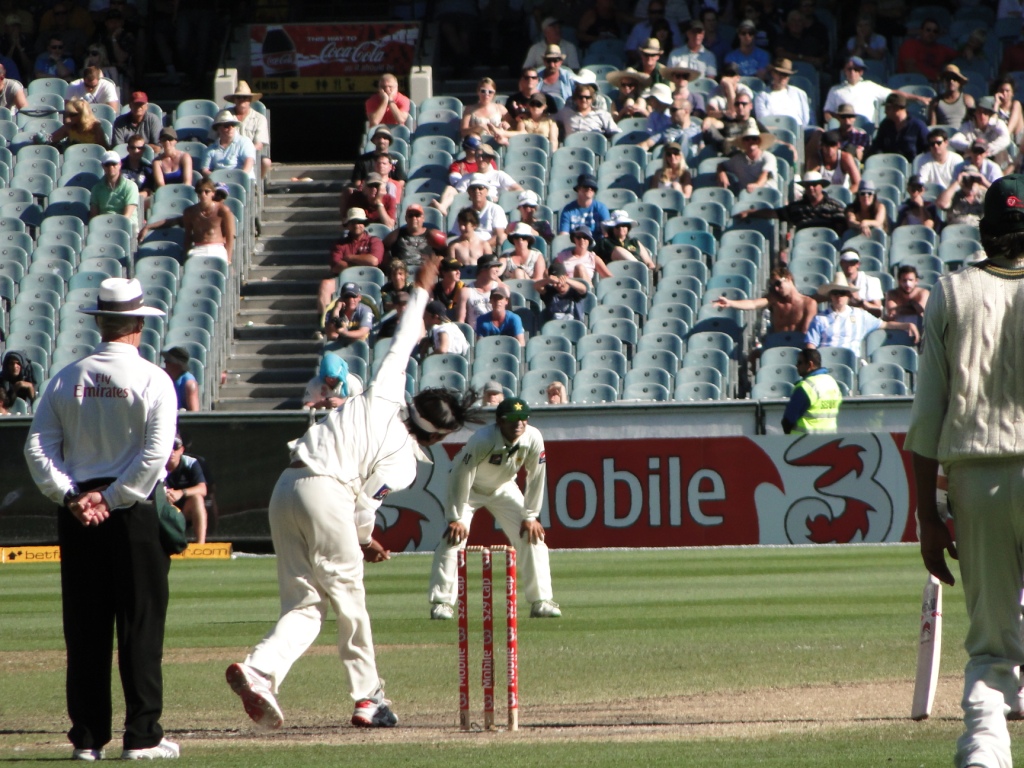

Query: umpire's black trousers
[57,494,170,750]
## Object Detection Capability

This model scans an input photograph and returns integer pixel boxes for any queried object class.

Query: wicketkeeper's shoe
[72,748,104,761]
[530,599,562,618]
[120,739,179,760]
[1010,688,1024,721]
[225,662,284,730]
[352,683,399,728]
[430,603,454,620]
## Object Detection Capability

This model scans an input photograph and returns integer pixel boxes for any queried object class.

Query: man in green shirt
[90,150,140,222]
[593,209,656,269]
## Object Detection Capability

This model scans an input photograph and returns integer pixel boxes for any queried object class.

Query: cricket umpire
[428,397,561,620]
[24,278,180,760]
[906,174,1024,768]
[225,257,478,731]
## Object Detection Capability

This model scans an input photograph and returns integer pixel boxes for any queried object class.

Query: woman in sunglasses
[50,98,108,148]
[845,180,888,238]
[649,140,692,198]
[461,77,510,146]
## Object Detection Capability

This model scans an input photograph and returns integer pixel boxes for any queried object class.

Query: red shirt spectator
[318,209,384,327]
[344,173,397,228]
[365,73,411,126]
[896,21,956,81]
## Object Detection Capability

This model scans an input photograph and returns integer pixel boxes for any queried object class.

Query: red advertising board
[376,433,919,553]
[248,23,420,95]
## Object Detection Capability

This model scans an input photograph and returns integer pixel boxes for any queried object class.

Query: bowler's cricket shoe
[120,739,180,760]
[1010,687,1024,721]
[225,662,284,730]
[430,603,454,620]
[72,748,104,761]
[352,684,399,728]
[530,599,562,618]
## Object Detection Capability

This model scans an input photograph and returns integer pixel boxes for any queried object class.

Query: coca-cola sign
[249,22,420,94]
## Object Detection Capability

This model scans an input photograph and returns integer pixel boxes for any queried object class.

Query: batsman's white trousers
[246,467,380,701]
[428,482,553,606]
[948,458,1024,768]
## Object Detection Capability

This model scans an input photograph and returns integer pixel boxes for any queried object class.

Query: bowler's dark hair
[405,387,483,442]
[980,227,1024,260]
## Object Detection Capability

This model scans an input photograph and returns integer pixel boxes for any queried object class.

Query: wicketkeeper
[428,397,561,619]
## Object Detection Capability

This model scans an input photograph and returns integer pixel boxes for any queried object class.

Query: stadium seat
[571,383,618,404]
[674,381,721,401]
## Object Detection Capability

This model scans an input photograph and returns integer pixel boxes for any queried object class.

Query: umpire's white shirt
[446,422,547,522]
[288,286,430,544]
[24,342,178,510]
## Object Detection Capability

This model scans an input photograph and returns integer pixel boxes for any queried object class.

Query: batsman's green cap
[496,397,531,422]
[981,173,1024,236]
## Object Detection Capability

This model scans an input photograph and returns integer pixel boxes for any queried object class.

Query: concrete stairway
[215,163,350,410]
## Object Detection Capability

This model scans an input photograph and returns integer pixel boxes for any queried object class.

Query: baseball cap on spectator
[688,19,705,31]
[907,175,925,190]
[846,56,866,69]
[159,127,177,141]
[462,135,482,150]
[101,150,121,166]
[490,287,510,300]
[344,207,370,224]
[477,253,503,270]
[340,282,361,298]
[971,137,987,151]
[836,103,857,117]
[213,183,229,201]
[549,260,568,276]
[130,91,148,104]
[737,19,756,32]
[467,173,491,189]
[976,96,997,114]
[517,190,540,207]
[440,257,462,271]
[426,300,449,317]
[839,250,860,263]
[575,173,599,190]
[720,62,740,77]
[406,203,424,215]
[365,172,384,186]
[483,380,503,395]
[885,93,907,108]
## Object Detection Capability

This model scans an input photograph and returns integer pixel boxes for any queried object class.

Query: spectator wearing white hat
[513,190,554,244]
[90,149,138,221]
[523,17,580,70]
[717,124,779,193]
[447,174,508,250]
[201,109,256,180]
[754,57,812,129]
[642,82,675,136]
[555,83,621,139]
[502,222,546,281]
[595,210,656,269]
[837,249,883,315]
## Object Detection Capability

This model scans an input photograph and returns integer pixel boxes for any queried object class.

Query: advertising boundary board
[0,401,918,549]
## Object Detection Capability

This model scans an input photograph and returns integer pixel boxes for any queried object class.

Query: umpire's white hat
[79,278,166,317]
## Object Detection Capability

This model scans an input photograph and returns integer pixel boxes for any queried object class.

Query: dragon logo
[374,444,453,552]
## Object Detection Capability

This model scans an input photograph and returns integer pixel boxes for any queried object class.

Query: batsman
[906,174,1024,768]
[428,398,561,620]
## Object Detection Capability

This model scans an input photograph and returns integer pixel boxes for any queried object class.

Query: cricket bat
[911,574,943,720]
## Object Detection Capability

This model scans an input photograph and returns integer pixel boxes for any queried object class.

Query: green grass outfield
[1,544,1015,766]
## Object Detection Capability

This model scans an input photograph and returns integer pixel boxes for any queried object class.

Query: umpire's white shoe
[120,739,179,760]
[352,683,399,728]
[530,599,562,618]
[72,748,104,760]
[226,662,284,730]
[430,603,454,620]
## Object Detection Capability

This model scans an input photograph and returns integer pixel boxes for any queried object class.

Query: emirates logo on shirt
[1008,195,1024,209]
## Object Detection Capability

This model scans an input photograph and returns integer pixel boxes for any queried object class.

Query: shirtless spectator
[65,65,119,110]
[323,282,374,344]
[365,73,411,127]
[182,179,235,264]
[713,267,817,348]
[0,63,26,112]
[884,265,930,330]
[341,172,396,228]
[317,208,383,329]
[448,207,493,266]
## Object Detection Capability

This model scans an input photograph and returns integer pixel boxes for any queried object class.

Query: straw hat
[816,271,859,300]
[606,67,651,89]
[226,81,262,101]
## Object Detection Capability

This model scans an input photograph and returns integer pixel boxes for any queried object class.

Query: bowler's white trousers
[246,467,380,701]
[428,482,553,606]
[948,459,1024,768]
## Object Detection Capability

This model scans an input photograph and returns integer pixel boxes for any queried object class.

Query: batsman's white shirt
[24,342,177,510]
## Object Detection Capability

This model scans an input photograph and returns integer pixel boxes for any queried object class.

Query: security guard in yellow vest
[781,348,842,434]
